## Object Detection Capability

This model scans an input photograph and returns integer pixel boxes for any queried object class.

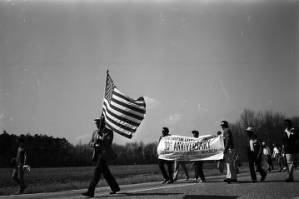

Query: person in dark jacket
[221,121,237,183]
[282,119,298,182]
[192,130,206,183]
[82,116,120,198]
[158,127,174,184]
[245,127,267,182]
[12,135,27,194]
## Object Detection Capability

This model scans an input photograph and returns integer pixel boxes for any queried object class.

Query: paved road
[1,170,299,199]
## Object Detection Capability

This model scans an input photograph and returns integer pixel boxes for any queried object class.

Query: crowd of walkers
[9,118,298,197]
[157,119,299,185]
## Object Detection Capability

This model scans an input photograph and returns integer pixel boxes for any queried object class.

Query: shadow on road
[183,195,238,199]
[116,192,183,197]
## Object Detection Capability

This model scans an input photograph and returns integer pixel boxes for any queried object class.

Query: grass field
[0,163,224,196]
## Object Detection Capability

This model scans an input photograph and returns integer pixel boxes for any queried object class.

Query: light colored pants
[285,154,294,180]
[224,149,237,180]
[173,161,189,180]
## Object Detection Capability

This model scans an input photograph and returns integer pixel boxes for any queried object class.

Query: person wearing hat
[282,119,298,182]
[158,127,174,184]
[192,130,206,183]
[221,120,237,183]
[245,127,267,182]
[82,115,120,197]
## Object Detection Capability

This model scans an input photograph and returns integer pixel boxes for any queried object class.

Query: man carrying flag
[82,71,146,197]
[82,115,120,197]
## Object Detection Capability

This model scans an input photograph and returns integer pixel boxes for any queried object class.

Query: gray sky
[0,0,298,145]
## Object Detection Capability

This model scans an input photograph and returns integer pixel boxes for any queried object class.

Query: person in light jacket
[221,121,237,183]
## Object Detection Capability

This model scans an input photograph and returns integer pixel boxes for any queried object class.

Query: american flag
[102,71,146,138]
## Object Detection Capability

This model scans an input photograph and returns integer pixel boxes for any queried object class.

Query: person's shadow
[118,192,183,196]
[183,196,238,199]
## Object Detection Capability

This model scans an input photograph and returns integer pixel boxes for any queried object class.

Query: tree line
[0,131,158,167]
[0,109,298,167]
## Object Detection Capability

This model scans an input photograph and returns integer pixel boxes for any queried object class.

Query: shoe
[82,192,94,198]
[167,180,174,184]
[109,188,120,195]
[161,179,168,184]
[19,185,27,194]
[285,178,294,182]
[224,178,237,184]
[252,179,257,183]
[261,174,267,182]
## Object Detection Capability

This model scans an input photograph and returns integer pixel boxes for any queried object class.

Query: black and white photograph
[0,0,299,198]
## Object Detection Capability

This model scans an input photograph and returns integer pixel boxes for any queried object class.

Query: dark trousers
[248,158,266,181]
[193,161,205,181]
[12,166,25,190]
[267,155,273,170]
[158,159,174,181]
[88,158,119,193]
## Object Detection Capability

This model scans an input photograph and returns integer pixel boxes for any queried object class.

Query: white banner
[157,135,224,161]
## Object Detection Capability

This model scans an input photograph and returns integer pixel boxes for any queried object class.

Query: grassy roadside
[0,163,225,196]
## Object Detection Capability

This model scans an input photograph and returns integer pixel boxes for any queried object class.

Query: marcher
[192,130,206,183]
[234,152,241,174]
[216,131,224,174]
[173,160,189,181]
[245,127,267,182]
[282,119,298,182]
[11,135,27,194]
[158,127,174,184]
[281,144,288,171]
[82,116,120,198]
[261,141,273,172]
[272,144,283,172]
[221,121,237,183]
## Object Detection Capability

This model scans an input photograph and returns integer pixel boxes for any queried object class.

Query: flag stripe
[113,89,146,107]
[103,100,142,124]
[102,108,138,130]
[103,103,140,126]
[111,97,145,114]
[109,101,144,120]
[103,108,137,131]
[103,110,136,132]
[105,121,132,139]
[112,95,146,112]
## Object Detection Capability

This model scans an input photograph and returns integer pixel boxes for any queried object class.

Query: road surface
[1,170,299,199]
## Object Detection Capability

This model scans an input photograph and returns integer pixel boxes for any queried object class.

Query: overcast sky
[0,0,298,145]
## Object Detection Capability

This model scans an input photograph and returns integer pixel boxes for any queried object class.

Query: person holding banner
[216,131,224,174]
[82,116,120,198]
[158,127,174,184]
[192,130,206,183]
[221,121,238,183]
